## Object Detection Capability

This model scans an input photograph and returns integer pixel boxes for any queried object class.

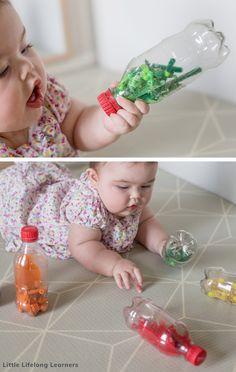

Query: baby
[0,0,149,157]
[0,162,169,292]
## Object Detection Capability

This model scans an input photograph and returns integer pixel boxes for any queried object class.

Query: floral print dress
[0,163,142,259]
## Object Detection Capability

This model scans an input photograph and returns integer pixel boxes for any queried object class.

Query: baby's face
[91,162,158,217]
[0,4,47,134]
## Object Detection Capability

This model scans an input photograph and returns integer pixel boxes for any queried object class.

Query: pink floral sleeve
[64,187,108,230]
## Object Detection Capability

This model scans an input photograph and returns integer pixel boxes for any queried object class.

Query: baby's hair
[89,162,158,171]
[0,0,10,11]
[0,0,10,6]
[89,162,106,170]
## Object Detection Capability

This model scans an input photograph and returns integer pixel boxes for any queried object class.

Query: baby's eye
[21,43,33,55]
[0,66,9,78]
[116,185,129,190]
[141,184,152,189]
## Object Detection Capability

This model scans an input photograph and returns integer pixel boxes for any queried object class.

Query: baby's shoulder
[63,172,109,228]
[69,175,105,212]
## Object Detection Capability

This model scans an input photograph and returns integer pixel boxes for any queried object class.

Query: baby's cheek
[102,192,123,213]
[110,194,128,213]
[0,92,22,131]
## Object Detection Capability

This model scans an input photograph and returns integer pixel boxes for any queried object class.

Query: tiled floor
[56,66,236,157]
[0,165,236,371]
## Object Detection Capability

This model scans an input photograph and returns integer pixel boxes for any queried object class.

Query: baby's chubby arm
[136,206,169,256]
[61,94,149,151]
[68,224,143,292]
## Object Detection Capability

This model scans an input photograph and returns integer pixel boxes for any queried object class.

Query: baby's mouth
[27,81,44,108]
[127,204,138,210]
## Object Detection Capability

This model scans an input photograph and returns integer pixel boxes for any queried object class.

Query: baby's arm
[68,224,143,292]
[61,96,149,151]
[136,206,169,256]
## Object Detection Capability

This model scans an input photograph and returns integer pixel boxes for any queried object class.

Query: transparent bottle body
[111,20,229,105]
[14,241,48,316]
[124,297,206,365]
[162,230,197,267]
[201,267,236,304]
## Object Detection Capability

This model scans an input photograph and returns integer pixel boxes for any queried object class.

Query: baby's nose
[130,190,140,200]
[19,59,34,81]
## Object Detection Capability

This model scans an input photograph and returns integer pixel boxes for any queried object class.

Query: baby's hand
[112,258,143,293]
[105,96,150,135]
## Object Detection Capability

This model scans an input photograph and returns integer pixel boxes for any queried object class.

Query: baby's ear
[86,168,99,187]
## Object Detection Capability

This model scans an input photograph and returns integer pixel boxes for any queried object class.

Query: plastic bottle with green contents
[200,267,236,304]
[98,20,229,116]
[161,230,197,267]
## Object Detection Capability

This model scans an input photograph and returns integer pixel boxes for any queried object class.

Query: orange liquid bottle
[14,226,48,316]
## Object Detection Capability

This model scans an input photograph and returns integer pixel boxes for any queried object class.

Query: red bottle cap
[186,345,207,365]
[21,226,38,242]
[97,89,121,116]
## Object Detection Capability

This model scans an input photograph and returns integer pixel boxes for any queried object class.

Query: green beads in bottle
[162,230,197,267]
[113,59,202,104]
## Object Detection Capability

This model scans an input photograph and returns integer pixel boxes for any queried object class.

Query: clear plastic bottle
[98,20,229,116]
[124,296,207,366]
[14,226,48,316]
[161,230,197,267]
[200,267,236,304]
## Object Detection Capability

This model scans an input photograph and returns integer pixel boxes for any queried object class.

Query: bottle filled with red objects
[124,297,207,366]
[14,226,48,316]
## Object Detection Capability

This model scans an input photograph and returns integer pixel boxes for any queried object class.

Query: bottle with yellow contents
[200,267,236,304]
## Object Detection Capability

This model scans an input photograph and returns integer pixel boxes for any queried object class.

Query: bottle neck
[177,343,190,355]
[21,240,38,254]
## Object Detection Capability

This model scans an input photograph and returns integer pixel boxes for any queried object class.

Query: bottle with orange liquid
[14,226,48,316]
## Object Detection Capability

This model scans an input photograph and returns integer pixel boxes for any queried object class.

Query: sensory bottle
[161,230,197,267]
[201,267,236,304]
[98,20,229,116]
[14,226,48,316]
[124,297,207,366]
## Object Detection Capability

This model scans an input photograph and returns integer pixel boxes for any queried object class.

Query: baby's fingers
[114,273,123,289]
[135,100,150,115]
[121,271,132,290]
[133,267,143,293]
[109,81,119,89]
[116,110,141,129]
[116,96,142,117]
[109,114,133,134]
[114,272,131,290]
